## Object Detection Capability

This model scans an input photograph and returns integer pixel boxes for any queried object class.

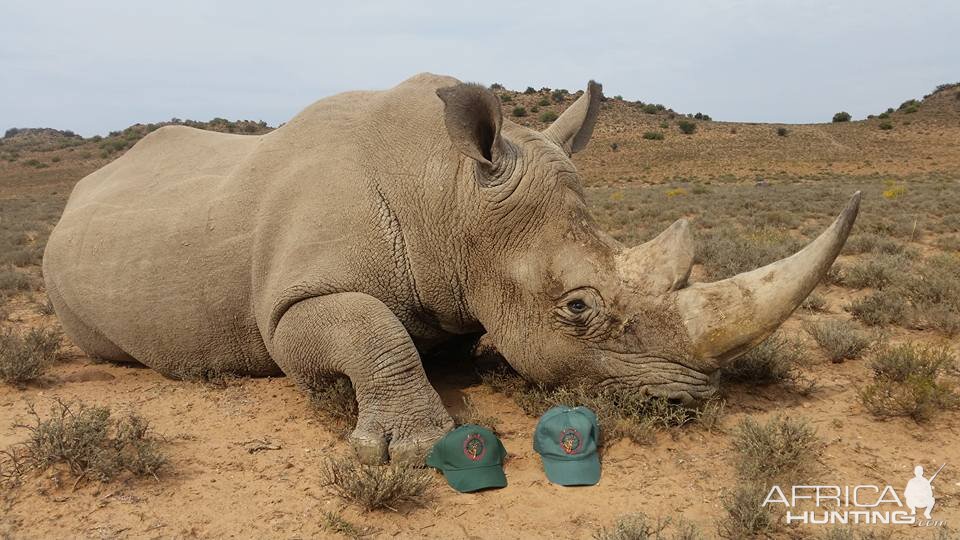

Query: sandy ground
[2,288,959,539]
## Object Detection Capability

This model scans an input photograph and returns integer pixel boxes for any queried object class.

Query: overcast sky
[2,0,958,136]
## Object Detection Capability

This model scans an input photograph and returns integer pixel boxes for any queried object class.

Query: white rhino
[43,73,860,463]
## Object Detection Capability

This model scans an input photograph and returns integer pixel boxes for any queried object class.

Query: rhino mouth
[597,354,718,405]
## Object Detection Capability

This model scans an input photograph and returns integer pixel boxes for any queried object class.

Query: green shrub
[539,111,558,123]
[659,121,669,129]
[524,87,536,94]
[842,255,908,289]
[538,97,550,106]
[803,320,871,362]
[879,122,893,130]
[878,112,890,119]
[677,120,696,134]
[499,94,512,103]
[511,106,527,117]
[860,344,958,421]
[642,131,665,140]
[776,127,788,137]
[832,111,851,122]
[899,99,919,111]
[642,103,659,114]
[849,291,907,326]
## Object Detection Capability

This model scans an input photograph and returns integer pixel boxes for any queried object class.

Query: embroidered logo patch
[463,433,487,461]
[559,428,584,455]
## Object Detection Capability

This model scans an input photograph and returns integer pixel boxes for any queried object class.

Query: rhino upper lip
[597,352,714,390]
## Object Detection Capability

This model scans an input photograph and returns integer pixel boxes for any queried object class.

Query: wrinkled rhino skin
[44,73,859,463]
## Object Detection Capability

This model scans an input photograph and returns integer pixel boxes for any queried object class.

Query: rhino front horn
[676,191,861,365]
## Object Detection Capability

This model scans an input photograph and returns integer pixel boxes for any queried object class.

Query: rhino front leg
[271,292,454,464]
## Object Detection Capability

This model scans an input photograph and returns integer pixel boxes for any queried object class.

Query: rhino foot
[349,411,454,465]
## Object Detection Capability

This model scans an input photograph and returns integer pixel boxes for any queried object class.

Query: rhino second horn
[676,191,861,365]
[617,218,695,294]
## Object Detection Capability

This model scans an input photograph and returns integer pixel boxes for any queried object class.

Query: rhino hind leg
[46,281,139,365]
[271,292,454,464]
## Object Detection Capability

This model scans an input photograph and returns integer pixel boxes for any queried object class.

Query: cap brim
[541,453,601,486]
[442,465,508,493]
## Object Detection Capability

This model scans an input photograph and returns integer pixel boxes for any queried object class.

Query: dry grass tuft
[479,365,723,445]
[451,395,500,435]
[2,398,166,486]
[320,510,377,538]
[319,456,434,512]
[0,326,60,384]
[309,376,359,433]
[720,332,803,386]
[593,513,705,540]
[717,483,776,539]
[719,416,821,538]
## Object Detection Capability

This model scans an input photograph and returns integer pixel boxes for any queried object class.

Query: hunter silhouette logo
[462,433,487,461]
[559,428,583,455]
[905,464,944,520]
[763,463,947,527]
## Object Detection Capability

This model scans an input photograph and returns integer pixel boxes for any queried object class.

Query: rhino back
[45,126,276,377]
[45,73,466,377]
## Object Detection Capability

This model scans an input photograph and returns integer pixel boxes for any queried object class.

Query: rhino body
[44,73,859,463]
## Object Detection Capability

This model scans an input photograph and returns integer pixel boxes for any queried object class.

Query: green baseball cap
[533,406,601,486]
[425,424,507,493]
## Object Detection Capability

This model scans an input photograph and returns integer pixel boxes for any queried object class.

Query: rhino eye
[566,299,588,314]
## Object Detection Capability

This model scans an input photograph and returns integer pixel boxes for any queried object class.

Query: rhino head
[436,80,859,404]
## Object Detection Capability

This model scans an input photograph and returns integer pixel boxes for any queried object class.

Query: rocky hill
[1,82,958,195]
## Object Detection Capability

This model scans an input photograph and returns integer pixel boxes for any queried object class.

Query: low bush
[720,332,802,385]
[843,255,909,290]
[3,398,166,485]
[539,111,559,123]
[320,456,434,511]
[0,327,60,384]
[511,106,527,117]
[643,131,665,140]
[860,344,958,421]
[0,266,32,293]
[718,483,776,539]
[677,120,696,134]
[731,416,820,484]
[801,293,827,312]
[832,111,852,122]
[776,127,788,137]
[803,320,872,362]
[848,290,907,326]
[309,376,358,433]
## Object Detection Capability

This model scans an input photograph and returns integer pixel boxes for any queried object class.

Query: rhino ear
[436,83,504,168]
[543,80,602,155]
